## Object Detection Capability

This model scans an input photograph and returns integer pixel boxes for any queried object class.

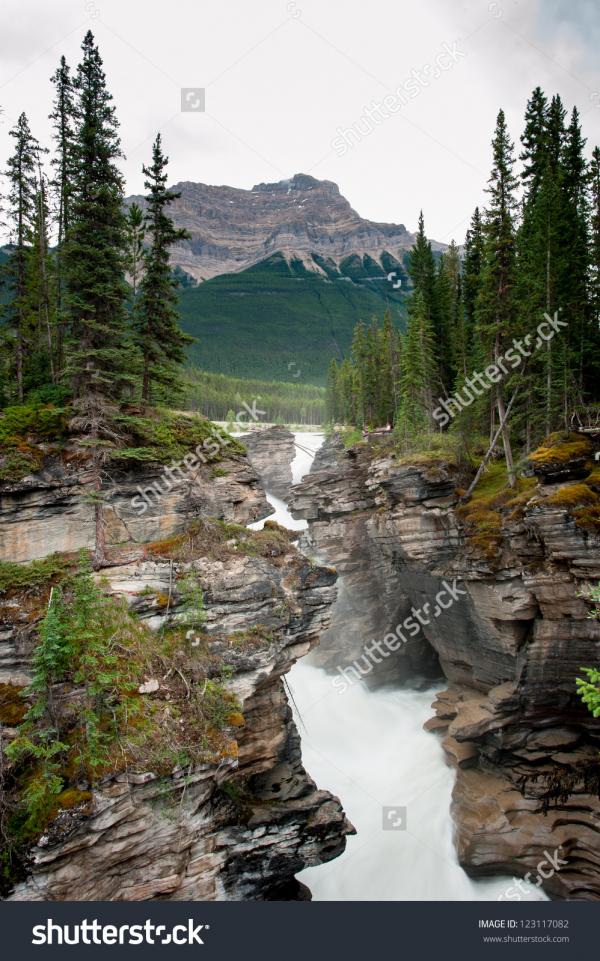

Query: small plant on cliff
[5,555,143,839]
[576,583,600,717]
[4,587,73,836]
[178,575,207,633]
[576,668,600,718]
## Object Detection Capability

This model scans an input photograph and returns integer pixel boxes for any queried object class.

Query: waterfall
[251,432,547,902]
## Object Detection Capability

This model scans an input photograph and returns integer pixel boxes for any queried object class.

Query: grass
[0,402,246,482]
[393,431,489,469]
[110,408,245,466]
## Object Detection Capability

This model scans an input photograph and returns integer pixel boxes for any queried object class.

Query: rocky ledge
[290,433,600,899]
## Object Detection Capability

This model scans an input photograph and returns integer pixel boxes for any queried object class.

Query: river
[250,431,546,902]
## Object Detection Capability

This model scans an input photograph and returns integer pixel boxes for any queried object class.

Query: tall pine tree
[63,32,132,566]
[476,109,519,484]
[3,113,40,402]
[134,134,191,403]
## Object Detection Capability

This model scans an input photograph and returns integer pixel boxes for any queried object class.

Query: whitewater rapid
[250,431,547,902]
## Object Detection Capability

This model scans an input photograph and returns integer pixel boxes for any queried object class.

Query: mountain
[127,172,444,282]
[178,249,408,384]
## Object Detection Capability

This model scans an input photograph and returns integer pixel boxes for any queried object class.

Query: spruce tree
[476,109,519,483]
[134,134,191,403]
[519,86,548,203]
[49,55,76,376]
[27,167,57,388]
[396,290,436,443]
[125,202,145,300]
[64,31,131,406]
[350,320,368,427]
[588,145,600,394]
[3,113,40,402]
[562,107,589,405]
[461,207,485,381]
[408,211,445,394]
[63,32,133,567]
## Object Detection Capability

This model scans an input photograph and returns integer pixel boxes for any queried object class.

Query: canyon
[1,422,599,901]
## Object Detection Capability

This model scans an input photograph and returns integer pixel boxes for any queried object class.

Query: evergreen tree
[476,109,519,483]
[63,32,133,567]
[49,55,76,375]
[134,134,191,403]
[125,202,145,299]
[27,167,57,388]
[64,30,132,405]
[3,113,40,402]
[436,240,461,390]
[461,207,485,377]
[562,107,589,404]
[378,307,400,424]
[395,290,436,441]
[519,86,548,203]
[588,145,600,391]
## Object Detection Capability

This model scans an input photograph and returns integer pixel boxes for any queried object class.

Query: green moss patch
[529,432,593,472]
[0,403,70,482]
[0,684,28,725]
[538,483,600,534]
[456,467,537,561]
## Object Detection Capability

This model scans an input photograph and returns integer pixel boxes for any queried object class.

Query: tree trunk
[495,332,515,487]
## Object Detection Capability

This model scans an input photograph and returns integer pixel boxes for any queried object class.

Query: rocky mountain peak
[251,173,340,196]
[126,173,424,282]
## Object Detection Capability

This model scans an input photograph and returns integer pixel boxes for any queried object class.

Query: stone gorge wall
[0,445,352,900]
[243,427,296,501]
[291,436,600,899]
[0,447,271,567]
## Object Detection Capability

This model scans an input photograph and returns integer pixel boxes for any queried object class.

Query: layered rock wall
[291,436,600,899]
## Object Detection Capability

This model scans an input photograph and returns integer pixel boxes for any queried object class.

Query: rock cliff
[291,434,600,899]
[0,429,352,900]
[242,427,296,501]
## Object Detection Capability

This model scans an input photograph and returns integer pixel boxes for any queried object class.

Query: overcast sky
[1,0,600,244]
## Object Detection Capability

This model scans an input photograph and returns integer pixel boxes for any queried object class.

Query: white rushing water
[251,432,547,902]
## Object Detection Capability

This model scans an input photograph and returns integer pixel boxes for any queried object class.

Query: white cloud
[1,0,599,244]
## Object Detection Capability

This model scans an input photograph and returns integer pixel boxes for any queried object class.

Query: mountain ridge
[126,172,446,282]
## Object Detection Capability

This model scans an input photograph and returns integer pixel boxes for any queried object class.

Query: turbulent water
[251,432,547,902]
